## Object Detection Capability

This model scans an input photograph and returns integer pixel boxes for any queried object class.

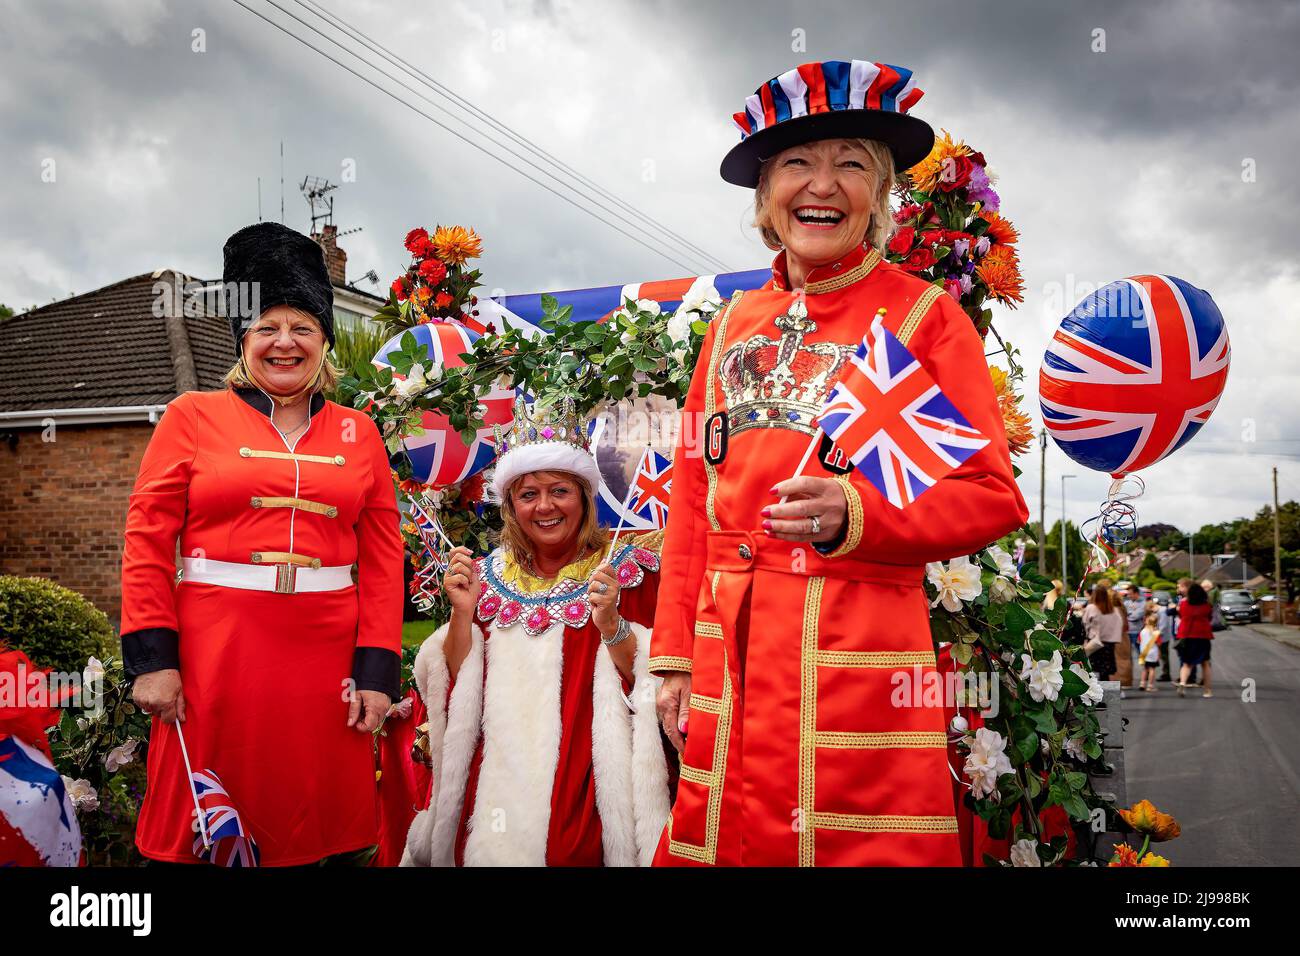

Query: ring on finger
[810,514,821,535]
[595,581,609,594]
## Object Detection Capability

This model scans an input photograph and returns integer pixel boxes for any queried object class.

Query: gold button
[326,506,338,518]
[738,544,752,560]
[250,497,262,508]
[251,552,263,563]
[333,455,345,466]
[239,447,252,458]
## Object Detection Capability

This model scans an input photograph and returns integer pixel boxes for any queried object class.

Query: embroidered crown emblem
[718,299,854,437]
[493,396,591,456]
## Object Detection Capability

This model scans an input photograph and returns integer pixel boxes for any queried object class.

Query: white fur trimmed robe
[400,604,670,867]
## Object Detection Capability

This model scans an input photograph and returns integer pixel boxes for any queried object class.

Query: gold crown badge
[493,396,591,457]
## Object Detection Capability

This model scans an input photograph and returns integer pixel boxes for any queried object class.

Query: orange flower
[907,129,973,193]
[415,286,433,305]
[431,225,483,265]
[1139,852,1171,867]
[398,477,430,496]
[1117,799,1181,841]
[980,210,1020,247]
[990,366,1034,457]
[975,245,1024,305]
[1107,844,1139,867]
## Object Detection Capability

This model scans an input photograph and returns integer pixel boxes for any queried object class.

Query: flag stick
[174,721,211,851]
[778,427,824,505]
[605,443,650,563]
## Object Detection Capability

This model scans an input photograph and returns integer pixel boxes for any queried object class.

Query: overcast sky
[2,0,1297,537]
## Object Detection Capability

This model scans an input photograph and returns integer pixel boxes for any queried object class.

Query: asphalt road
[1121,624,1300,866]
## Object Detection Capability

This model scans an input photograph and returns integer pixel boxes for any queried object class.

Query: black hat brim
[720,109,935,188]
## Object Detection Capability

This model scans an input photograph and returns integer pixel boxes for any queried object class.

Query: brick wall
[0,421,155,626]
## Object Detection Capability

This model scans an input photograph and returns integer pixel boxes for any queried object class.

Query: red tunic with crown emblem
[120,388,404,865]
[650,244,1028,866]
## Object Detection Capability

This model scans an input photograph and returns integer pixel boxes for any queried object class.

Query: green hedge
[0,576,118,672]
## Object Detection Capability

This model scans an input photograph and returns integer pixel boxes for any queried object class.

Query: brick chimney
[314,224,348,287]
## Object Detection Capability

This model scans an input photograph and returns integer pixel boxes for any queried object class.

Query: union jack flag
[191,770,260,867]
[626,448,674,529]
[816,314,989,508]
[1039,274,1231,476]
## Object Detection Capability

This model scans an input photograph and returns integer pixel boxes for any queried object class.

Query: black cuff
[813,524,849,556]
[352,647,401,699]
[122,627,181,677]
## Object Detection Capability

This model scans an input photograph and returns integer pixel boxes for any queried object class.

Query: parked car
[1219,589,1261,624]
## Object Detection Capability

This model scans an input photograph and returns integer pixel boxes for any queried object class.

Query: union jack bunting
[816,314,989,508]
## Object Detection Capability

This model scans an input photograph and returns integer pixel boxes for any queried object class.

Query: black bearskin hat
[221,222,335,353]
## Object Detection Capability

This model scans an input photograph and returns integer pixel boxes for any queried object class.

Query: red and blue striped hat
[721,59,934,187]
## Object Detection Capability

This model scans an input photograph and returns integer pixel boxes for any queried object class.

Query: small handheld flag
[189,769,260,867]
[815,310,989,508]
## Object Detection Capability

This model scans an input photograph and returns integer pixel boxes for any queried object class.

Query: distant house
[1157,550,1272,591]
[0,234,383,626]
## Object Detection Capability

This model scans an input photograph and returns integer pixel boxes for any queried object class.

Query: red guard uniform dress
[650,244,1029,866]
[120,387,404,865]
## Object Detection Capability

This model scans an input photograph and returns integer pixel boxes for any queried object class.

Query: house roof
[0,271,232,412]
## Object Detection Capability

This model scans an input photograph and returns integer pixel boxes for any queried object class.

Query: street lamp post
[1188,532,1195,582]
[1062,474,1076,583]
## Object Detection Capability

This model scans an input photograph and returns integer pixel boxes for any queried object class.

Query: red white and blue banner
[0,735,82,867]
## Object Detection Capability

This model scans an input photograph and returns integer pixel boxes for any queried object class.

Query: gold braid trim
[811,812,959,834]
[804,248,883,295]
[694,621,724,640]
[814,731,947,749]
[679,764,714,786]
[813,649,937,668]
[688,693,723,715]
[648,655,692,674]
[250,496,338,518]
[798,576,825,867]
[897,284,944,347]
[825,474,863,558]
[239,447,345,466]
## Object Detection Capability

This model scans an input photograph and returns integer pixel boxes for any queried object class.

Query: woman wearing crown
[650,60,1029,866]
[401,400,671,866]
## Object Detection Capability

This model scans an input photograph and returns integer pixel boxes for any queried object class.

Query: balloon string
[1053,474,1144,644]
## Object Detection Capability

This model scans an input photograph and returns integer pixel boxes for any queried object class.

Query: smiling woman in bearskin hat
[122,222,404,865]
[650,60,1029,866]
[401,399,670,867]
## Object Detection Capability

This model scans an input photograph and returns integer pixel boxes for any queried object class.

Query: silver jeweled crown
[493,396,591,457]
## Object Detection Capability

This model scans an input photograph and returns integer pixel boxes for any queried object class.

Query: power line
[293,0,734,275]
[231,0,712,277]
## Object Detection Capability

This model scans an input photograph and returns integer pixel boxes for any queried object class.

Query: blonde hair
[497,469,609,571]
[223,311,339,395]
[753,137,896,253]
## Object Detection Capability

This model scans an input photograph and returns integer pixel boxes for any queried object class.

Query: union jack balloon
[373,321,515,488]
[1039,274,1230,477]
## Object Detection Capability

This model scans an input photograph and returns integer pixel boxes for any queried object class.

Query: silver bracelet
[601,616,633,647]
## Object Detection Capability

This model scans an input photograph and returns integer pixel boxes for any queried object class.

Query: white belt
[180,557,353,594]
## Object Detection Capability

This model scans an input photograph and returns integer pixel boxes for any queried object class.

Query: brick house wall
[0,422,154,625]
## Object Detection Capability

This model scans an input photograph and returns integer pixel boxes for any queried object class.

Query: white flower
[1010,839,1042,867]
[104,737,140,773]
[990,575,1018,604]
[422,489,445,510]
[1063,736,1087,761]
[392,363,435,402]
[634,298,662,317]
[963,727,1013,799]
[926,555,982,612]
[63,777,99,812]
[1019,651,1065,703]
[985,544,1018,579]
[1070,662,1105,706]
[82,656,105,688]
[75,717,89,731]
[665,308,693,347]
[1040,737,1052,756]
[677,277,722,318]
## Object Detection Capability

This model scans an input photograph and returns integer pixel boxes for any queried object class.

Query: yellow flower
[906,129,973,193]
[1118,799,1181,842]
[975,245,1024,306]
[431,225,483,265]
[1139,851,1171,867]
[990,366,1034,457]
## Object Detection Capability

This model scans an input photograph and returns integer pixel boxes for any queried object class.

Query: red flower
[405,227,433,259]
[458,473,485,507]
[887,226,915,255]
[391,277,408,302]
[944,278,962,301]
[919,229,943,248]
[434,292,454,309]
[902,247,937,273]
[938,155,974,192]
[418,258,448,284]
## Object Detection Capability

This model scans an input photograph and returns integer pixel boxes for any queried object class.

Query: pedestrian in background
[1177,580,1215,699]
[1155,598,1175,682]
[1138,611,1162,692]
[1083,580,1125,683]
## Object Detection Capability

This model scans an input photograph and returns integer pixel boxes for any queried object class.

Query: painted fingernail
[769,486,779,494]
[760,508,771,517]
[679,719,688,734]
[762,519,773,530]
